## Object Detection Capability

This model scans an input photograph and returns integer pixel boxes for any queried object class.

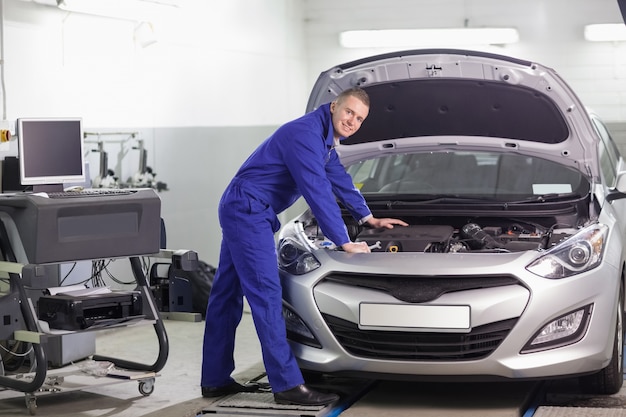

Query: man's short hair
[336,87,370,107]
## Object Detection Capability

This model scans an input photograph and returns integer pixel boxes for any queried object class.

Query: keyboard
[46,189,137,199]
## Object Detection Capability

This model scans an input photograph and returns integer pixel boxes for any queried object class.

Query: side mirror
[606,170,626,202]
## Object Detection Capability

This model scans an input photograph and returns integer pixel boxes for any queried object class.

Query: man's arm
[366,217,409,229]
[342,217,409,253]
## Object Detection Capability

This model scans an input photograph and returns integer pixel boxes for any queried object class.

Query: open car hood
[307,49,599,178]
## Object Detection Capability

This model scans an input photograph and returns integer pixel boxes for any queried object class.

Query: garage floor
[0,311,624,417]
[0,313,264,416]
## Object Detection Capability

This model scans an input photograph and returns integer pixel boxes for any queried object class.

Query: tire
[579,280,624,395]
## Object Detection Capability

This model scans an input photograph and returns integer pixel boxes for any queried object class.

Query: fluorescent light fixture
[339,28,519,48]
[57,0,178,22]
[584,23,626,42]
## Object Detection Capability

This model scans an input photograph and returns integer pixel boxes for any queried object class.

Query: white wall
[4,0,308,127]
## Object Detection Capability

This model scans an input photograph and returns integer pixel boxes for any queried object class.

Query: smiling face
[330,95,369,140]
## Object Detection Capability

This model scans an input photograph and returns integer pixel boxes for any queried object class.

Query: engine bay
[300,212,585,253]
[353,223,578,253]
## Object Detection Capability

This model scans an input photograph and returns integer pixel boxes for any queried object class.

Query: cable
[101,261,135,286]
[0,340,32,373]
[0,341,33,357]
[58,262,78,286]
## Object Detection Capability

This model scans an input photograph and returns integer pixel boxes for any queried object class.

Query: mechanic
[200,87,408,406]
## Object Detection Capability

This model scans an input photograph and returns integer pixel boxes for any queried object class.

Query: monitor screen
[17,118,86,192]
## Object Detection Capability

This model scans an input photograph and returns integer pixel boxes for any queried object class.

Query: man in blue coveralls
[201,87,408,406]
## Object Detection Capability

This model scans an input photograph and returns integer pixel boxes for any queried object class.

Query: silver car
[277,49,626,395]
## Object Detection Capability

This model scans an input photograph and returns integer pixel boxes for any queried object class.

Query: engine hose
[461,223,503,249]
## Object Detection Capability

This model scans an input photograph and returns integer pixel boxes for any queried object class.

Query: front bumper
[281,250,620,380]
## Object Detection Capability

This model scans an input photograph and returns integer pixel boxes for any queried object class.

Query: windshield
[347,151,589,200]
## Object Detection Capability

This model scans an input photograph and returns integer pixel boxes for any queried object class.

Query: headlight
[278,237,321,275]
[526,224,608,279]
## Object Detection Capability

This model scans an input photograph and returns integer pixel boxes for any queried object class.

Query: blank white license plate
[359,303,470,329]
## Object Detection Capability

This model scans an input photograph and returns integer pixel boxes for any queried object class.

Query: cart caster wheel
[25,393,37,415]
[139,378,155,396]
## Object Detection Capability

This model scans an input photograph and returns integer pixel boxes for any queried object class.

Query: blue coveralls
[200,103,372,393]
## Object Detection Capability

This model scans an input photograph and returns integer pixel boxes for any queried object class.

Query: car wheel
[579,280,624,395]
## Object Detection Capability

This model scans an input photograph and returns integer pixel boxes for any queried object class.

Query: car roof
[307,49,599,178]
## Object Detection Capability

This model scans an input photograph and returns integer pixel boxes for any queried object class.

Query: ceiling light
[584,24,626,42]
[57,0,179,22]
[339,28,519,48]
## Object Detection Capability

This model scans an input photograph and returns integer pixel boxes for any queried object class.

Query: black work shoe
[274,384,339,406]
[202,381,260,398]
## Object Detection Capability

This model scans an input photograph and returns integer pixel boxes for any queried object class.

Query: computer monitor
[16,117,86,193]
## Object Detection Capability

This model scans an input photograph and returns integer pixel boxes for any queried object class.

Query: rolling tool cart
[0,190,197,414]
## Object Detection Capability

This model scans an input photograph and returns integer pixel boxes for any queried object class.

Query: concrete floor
[1,311,626,416]
[0,312,263,416]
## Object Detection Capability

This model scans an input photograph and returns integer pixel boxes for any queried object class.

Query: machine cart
[0,190,197,414]
[0,251,196,415]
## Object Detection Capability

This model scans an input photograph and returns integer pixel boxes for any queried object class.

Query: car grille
[323,314,517,361]
[323,273,520,303]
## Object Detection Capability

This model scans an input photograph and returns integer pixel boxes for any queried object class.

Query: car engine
[354,223,579,253]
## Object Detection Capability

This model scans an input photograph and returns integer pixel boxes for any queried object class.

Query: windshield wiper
[365,195,503,206]
[505,193,585,204]
[413,195,503,204]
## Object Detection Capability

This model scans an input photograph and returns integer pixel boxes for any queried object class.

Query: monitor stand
[32,184,64,193]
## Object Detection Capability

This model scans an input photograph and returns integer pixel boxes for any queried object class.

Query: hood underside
[342,78,568,145]
[307,49,600,178]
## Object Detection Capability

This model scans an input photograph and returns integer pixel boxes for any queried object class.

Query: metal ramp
[534,407,626,417]
[201,392,326,416]
[198,373,626,416]
[199,375,376,416]
[339,380,539,417]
